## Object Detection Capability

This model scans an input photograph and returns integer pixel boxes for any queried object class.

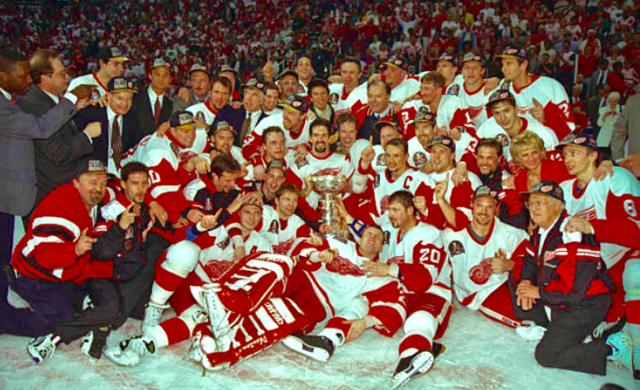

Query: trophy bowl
[311,175,349,238]
[311,175,346,194]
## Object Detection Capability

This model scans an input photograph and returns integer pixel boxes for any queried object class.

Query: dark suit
[17,85,93,205]
[73,105,139,166]
[214,106,268,146]
[0,88,77,336]
[126,87,173,146]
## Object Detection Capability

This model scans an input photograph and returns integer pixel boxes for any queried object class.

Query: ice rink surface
[1,291,637,390]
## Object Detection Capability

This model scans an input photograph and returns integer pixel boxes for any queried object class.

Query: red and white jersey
[458,82,491,128]
[427,168,482,225]
[407,137,430,169]
[67,73,107,99]
[186,101,219,126]
[385,223,452,301]
[400,95,477,158]
[560,167,640,268]
[349,139,386,175]
[415,73,464,96]
[501,76,575,133]
[442,218,529,310]
[285,150,366,208]
[308,236,398,315]
[390,76,421,103]
[476,115,559,162]
[328,82,369,117]
[242,113,311,160]
[193,225,273,283]
[260,205,312,255]
[121,131,209,221]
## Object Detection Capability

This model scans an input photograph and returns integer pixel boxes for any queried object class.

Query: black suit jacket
[214,106,269,146]
[126,87,173,147]
[73,105,138,168]
[17,85,93,202]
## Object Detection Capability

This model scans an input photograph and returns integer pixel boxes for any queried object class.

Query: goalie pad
[217,252,298,315]
[198,297,309,370]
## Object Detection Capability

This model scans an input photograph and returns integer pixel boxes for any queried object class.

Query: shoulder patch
[448,240,465,256]
[217,236,230,250]
[412,151,428,167]
[268,220,279,234]
[329,93,339,105]
[376,153,387,167]
[447,84,460,96]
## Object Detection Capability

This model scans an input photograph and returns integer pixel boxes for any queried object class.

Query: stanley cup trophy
[312,175,348,237]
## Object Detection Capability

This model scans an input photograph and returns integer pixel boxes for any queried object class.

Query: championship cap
[497,46,528,61]
[307,78,330,93]
[210,120,237,136]
[438,52,458,66]
[523,181,564,202]
[428,135,456,152]
[412,110,436,125]
[472,185,500,203]
[278,95,309,113]
[555,133,599,153]
[75,160,107,178]
[485,89,516,108]
[107,77,139,93]
[373,118,402,134]
[382,57,409,72]
[242,79,267,94]
[217,64,239,77]
[170,111,197,131]
[189,64,210,77]
[461,52,486,64]
[150,58,171,70]
[278,69,299,81]
[266,160,287,175]
[96,46,130,62]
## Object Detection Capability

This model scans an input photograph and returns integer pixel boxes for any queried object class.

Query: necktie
[239,113,252,142]
[153,97,161,126]
[111,116,123,169]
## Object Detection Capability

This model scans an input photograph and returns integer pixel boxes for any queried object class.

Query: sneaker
[391,347,439,390]
[516,321,546,342]
[27,334,61,364]
[606,331,633,372]
[282,334,335,362]
[104,336,156,367]
[80,330,109,360]
[141,302,169,335]
[593,318,627,339]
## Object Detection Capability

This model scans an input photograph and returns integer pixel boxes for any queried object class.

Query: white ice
[0,290,636,390]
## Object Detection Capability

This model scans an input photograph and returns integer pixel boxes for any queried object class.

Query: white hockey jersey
[186,101,218,127]
[560,167,640,268]
[458,82,491,128]
[442,218,529,310]
[349,139,386,175]
[407,137,430,169]
[476,115,559,162]
[67,73,107,99]
[390,76,421,104]
[260,205,312,255]
[242,113,311,160]
[329,82,369,117]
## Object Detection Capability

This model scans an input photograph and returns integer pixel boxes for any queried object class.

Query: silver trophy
[312,175,348,237]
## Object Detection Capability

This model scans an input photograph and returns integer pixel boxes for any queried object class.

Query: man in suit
[0,46,94,336]
[214,79,269,146]
[587,59,610,97]
[73,77,139,176]
[18,49,103,213]
[612,91,640,162]
[172,64,211,112]
[126,58,173,145]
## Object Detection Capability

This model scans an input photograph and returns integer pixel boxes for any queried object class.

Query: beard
[313,142,327,154]
[89,191,105,205]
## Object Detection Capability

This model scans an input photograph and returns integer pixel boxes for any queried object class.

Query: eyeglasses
[526,200,554,209]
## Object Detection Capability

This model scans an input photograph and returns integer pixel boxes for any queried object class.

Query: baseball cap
[96,46,130,62]
[242,79,267,94]
[107,77,139,93]
[210,120,237,136]
[485,89,516,108]
[428,135,456,152]
[472,185,500,203]
[412,110,436,125]
[266,160,287,175]
[189,64,210,77]
[373,118,402,134]
[75,160,107,178]
[383,57,409,72]
[278,95,309,113]
[217,64,239,77]
[278,69,299,81]
[497,46,528,61]
[308,78,330,93]
[522,181,564,202]
[461,52,486,64]
[438,52,458,66]
[555,133,598,153]
[170,111,197,131]
[150,58,171,70]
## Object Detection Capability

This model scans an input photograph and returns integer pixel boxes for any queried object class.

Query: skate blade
[391,352,435,390]
[281,336,330,362]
